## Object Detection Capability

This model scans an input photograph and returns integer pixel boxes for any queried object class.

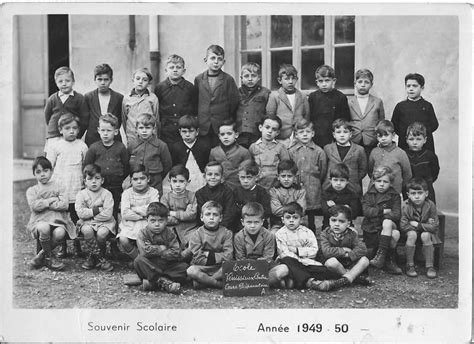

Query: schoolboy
[348,68,385,160]
[308,65,351,148]
[209,119,251,190]
[368,120,412,194]
[361,166,402,274]
[321,163,360,229]
[236,62,271,148]
[289,118,327,232]
[44,66,88,152]
[266,64,309,147]
[134,202,189,294]
[320,205,372,286]
[84,63,124,146]
[186,201,234,289]
[194,44,239,147]
[128,113,172,195]
[122,67,159,147]
[400,178,441,278]
[392,73,439,153]
[275,202,344,291]
[168,115,211,192]
[323,119,367,196]
[154,54,197,146]
[249,114,290,190]
[234,202,289,288]
[195,161,236,231]
[403,122,440,203]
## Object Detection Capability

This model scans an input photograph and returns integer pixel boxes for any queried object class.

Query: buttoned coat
[361,185,401,233]
[209,144,251,189]
[348,94,385,148]
[236,85,271,136]
[400,199,441,244]
[234,228,275,262]
[320,227,367,262]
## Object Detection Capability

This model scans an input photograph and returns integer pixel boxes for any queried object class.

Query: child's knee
[186,265,199,278]
[96,228,110,243]
[271,264,289,279]
[359,256,370,268]
[52,227,66,242]
[36,222,51,237]
[420,232,432,244]
[391,229,400,241]
[406,230,417,245]
[324,257,340,269]
[81,226,94,239]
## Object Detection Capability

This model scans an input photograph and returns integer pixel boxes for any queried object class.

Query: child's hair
[205,161,223,174]
[32,156,52,174]
[277,159,298,175]
[129,164,149,178]
[238,159,259,176]
[201,200,223,215]
[375,120,395,135]
[218,118,238,132]
[241,202,264,219]
[136,113,155,128]
[293,118,314,131]
[405,73,425,87]
[94,63,113,79]
[206,44,225,57]
[315,64,336,79]
[133,67,153,82]
[146,202,169,217]
[329,163,350,180]
[282,202,304,217]
[261,114,282,130]
[166,54,185,67]
[328,204,352,221]
[169,164,190,180]
[99,113,119,129]
[332,118,351,132]
[241,62,261,76]
[178,115,199,130]
[58,113,79,129]
[278,64,298,79]
[372,165,394,183]
[406,121,427,138]
[83,163,102,178]
[355,68,374,83]
[406,177,428,192]
[54,66,74,81]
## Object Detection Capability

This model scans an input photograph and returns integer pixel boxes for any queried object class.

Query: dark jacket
[361,185,401,233]
[236,85,270,136]
[128,135,172,177]
[320,227,367,262]
[195,183,236,230]
[169,138,211,173]
[321,184,361,227]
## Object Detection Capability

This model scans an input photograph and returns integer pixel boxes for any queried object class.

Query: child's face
[259,119,280,142]
[95,73,112,94]
[98,121,117,145]
[59,121,79,142]
[354,77,373,95]
[179,127,198,144]
[333,126,352,145]
[165,62,186,82]
[204,52,225,74]
[34,165,53,185]
[282,212,301,231]
[85,173,104,192]
[406,133,427,151]
[205,166,223,187]
[241,69,260,88]
[373,175,391,193]
[55,73,74,94]
[329,212,350,232]
[278,74,297,93]
[330,177,349,191]
[147,215,168,233]
[201,206,223,230]
[170,174,189,194]
[218,125,238,146]
[405,79,423,100]
[241,215,264,236]
[136,123,154,140]
[295,127,314,145]
[133,71,150,93]
[376,132,395,147]
[278,170,296,188]
[131,172,150,193]
[316,76,336,93]
[238,171,257,190]
[407,188,428,206]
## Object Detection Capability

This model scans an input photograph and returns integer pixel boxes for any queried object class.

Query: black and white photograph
[1,1,471,342]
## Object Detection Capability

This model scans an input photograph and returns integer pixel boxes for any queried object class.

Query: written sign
[222,259,269,297]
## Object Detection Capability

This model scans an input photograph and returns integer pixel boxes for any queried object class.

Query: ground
[12,179,458,309]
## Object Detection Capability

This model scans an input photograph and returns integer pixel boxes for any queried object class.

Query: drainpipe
[149,15,160,91]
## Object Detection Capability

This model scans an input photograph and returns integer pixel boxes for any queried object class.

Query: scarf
[328,227,348,242]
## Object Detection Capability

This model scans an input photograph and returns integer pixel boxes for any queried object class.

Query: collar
[407,96,423,102]
[184,140,196,149]
[377,141,397,151]
[207,70,221,77]
[137,135,159,146]
[293,140,317,150]
[256,138,277,145]
[355,92,369,99]
[130,88,150,97]
[336,142,351,147]
[58,90,74,97]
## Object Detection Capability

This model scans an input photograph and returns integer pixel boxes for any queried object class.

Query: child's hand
[167,216,179,225]
[343,247,352,253]
[383,208,391,214]
[158,245,167,252]
[289,246,298,253]
[327,200,336,207]
[409,221,419,227]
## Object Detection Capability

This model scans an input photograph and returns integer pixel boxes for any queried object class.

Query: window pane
[241,16,263,50]
[271,15,292,48]
[302,15,324,46]
[301,49,324,90]
[334,46,355,89]
[271,50,292,89]
[241,52,262,68]
[334,16,355,44]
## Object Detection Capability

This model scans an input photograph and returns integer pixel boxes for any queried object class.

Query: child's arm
[431,153,440,183]
[83,146,96,169]
[188,231,209,265]
[362,193,381,218]
[214,230,234,264]
[228,77,240,117]
[317,149,327,182]
[78,97,89,139]
[337,93,351,121]
[136,228,180,259]
[357,148,368,182]
[220,190,236,229]
[320,231,346,259]
[320,190,333,218]
[367,151,375,178]
[233,232,246,260]
[400,204,416,233]
[302,95,310,120]
[48,186,69,211]
[348,232,367,261]
[160,143,172,179]
[391,103,402,138]
[44,97,53,125]
[385,193,402,223]
[259,188,272,220]
[399,151,413,188]
[378,99,386,121]
[120,145,130,180]
[419,204,439,234]
[269,188,285,217]
[348,193,361,220]
[75,192,94,220]
[174,193,197,222]
[296,189,307,214]
[159,230,182,260]
[278,144,290,161]
[120,191,144,221]
[121,99,128,136]
[45,143,58,168]
[426,102,439,133]
[265,92,278,116]
[296,229,318,259]
[93,190,114,222]
[261,231,276,262]
[26,187,50,212]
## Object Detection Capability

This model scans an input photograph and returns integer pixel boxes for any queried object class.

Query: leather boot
[385,249,402,275]
[369,247,387,269]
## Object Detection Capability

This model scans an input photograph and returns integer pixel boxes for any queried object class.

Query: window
[239,15,355,92]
